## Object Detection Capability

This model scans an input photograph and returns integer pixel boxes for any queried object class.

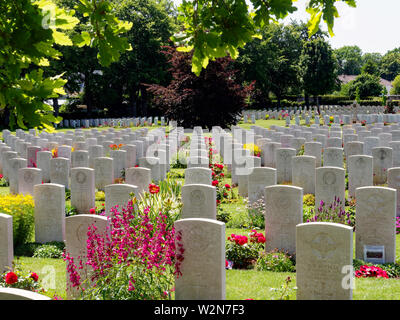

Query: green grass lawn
[237,118,313,130]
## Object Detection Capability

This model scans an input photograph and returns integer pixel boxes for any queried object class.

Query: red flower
[225,184,231,189]
[5,272,18,285]
[30,272,39,282]
[212,180,219,186]
[89,208,96,214]
[149,184,160,194]
[0,174,3,179]
[257,236,266,243]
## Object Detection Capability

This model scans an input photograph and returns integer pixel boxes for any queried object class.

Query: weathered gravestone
[65,214,109,299]
[323,148,343,168]
[71,168,95,214]
[94,157,114,191]
[184,168,212,186]
[8,158,27,195]
[237,156,261,197]
[181,184,216,220]
[315,167,346,210]
[296,222,353,300]
[0,213,13,273]
[292,156,316,195]
[304,142,322,167]
[275,148,296,183]
[105,184,138,216]
[347,155,373,198]
[18,168,42,196]
[355,187,396,263]
[125,167,152,196]
[34,183,65,243]
[37,151,52,183]
[388,167,400,217]
[174,218,225,300]
[264,185,302,255]
[50,157,70,188]
[372,147,392,185]
[248,167,276,204]
[139,157,161,182]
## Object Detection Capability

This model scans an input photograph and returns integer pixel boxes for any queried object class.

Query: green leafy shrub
[14,243,42,257]
[256,249,295,272]
[0,175,9,187]
[65,203,78,217]
[167,171,185,179]
[216,209,231,223]
[15,241,65,258]
[33,245,64,259]
[0,194,35,247]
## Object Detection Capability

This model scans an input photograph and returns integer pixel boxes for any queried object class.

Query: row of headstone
[56,116,168,129]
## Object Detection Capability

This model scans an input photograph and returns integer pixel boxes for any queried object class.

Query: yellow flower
[243,143,261,156]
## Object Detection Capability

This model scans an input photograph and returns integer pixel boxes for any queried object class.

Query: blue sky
[172,0,400,55]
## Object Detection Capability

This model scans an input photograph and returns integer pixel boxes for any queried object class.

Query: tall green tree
[110,0,178,117]
[361,58,380,76]
[335,45,363,75]
[0,0,132,130]
[299,38,338,107]
[380,49,400,81]
[172,0,357,75]
[347,73,382,99]
[236,23,302,107]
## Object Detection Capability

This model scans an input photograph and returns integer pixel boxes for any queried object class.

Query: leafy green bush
[216,209,231,223]
[65,203,78,217]
[167,171,185,179]
[0,176,9,187]
[256,249,296,272]
[226,209,250,228]
[0,194,35,247]
[15,241,65,258]
[33,245,64,259]
[14,243,42,257]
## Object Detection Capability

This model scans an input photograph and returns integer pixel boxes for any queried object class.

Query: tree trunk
[2,107,10,129]
[277,95,281,109]
[141,86,148,116]
[52,98,60,117]
[305,93,310,108]
[84,73,93,117]
[315,95,320,114]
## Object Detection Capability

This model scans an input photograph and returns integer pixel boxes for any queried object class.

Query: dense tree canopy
[236,23,302,107]
[335,45,363,75]
[380,49,400,82]
[147,47,252,129]
[0,0,132,130]
[299,38,338,104]
[347,73,383,99]
[173,0,357,75]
